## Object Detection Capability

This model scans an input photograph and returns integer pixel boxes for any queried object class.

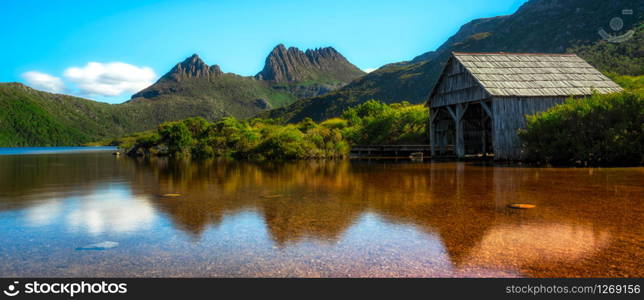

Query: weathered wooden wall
[492,97,566,160]
[430,59,489,107]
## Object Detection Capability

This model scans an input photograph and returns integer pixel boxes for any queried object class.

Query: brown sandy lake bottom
[0,151,642,277]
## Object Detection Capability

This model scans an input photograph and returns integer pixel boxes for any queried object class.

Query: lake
[0,146,118,156]
[0,149,642,277]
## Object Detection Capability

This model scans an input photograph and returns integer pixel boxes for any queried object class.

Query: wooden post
[445,105,459,156]
[455,104,464,158]
[480,100,494,158]
[481,112,486,156]
[429,108,438,157]
[447,104,468,158]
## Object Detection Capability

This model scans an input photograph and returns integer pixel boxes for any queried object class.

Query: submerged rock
[261,194,283,199]
[508,203,536,209]
[161,193,181,197]
[76,241,119,251]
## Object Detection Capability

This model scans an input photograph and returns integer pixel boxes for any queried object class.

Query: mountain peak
[186,53,201,60]
[162,54,223,81]
[274,44,287,51]
[131,54,224,99]
[256,44,364,83]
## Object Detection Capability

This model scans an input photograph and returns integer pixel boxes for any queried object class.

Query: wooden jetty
[350,144,455,158]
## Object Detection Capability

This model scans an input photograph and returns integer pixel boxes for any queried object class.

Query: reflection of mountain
[1,153,642,277]
[129,159,363,242]
[459,223,611,275]
[126,159,643,276]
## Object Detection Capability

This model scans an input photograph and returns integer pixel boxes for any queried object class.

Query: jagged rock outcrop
[255,44,364,83]
[163,54,223,81]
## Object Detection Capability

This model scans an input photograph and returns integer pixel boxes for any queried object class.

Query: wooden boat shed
[427,52,623,160]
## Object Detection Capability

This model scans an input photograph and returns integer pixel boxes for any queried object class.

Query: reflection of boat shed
[426,52,622,160]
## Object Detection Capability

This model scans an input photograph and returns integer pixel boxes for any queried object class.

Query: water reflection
[461,223,611,271]
[0,153,642,277]
[21,185,156,235]
[65,187,156,235]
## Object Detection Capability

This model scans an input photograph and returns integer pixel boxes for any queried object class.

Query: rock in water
[76,241,119,250]
[161,193,181,197]
[508,203,536,209]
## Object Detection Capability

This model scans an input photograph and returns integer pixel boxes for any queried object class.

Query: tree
[158,121,194,155]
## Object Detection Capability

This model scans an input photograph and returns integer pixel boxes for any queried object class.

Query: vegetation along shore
[107,101,428,160]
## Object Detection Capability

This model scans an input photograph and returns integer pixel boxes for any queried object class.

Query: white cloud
[22,71,65,93]
[63,62,156,97]
[363,68,377,73]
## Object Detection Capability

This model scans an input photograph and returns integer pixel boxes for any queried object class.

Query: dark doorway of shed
[432,107,455,155]
[462,102,492,157]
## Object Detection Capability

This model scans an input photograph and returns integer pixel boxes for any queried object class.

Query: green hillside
[129,73,297,119]
[568,23,644,76]
[0,83,132,146]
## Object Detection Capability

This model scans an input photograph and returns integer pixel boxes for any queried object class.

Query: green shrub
[191,142,214,158]
[607,74,644,94]
[158,121,194,155]
[519,91,644,164]
[320,118,348,129]
[341,100,428,145]
[252,125,307,159]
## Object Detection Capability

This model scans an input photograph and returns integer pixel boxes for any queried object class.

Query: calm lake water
[0,149,642,277]
[0,146,117,156]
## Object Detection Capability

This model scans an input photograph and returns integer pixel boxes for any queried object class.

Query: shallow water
[0,151,642,277]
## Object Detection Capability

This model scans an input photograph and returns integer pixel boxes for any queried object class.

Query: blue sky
[1,0,527,103]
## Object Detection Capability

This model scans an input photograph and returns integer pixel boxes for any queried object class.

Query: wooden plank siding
[430,58,490,107]
[492,97,565,159]
[431,86,489,107]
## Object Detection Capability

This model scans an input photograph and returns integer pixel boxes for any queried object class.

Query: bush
[320,118,348,129]
[519,91,644,164]
[158,121,194,155]
[341,100,428,145]
[252,125,307,159]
